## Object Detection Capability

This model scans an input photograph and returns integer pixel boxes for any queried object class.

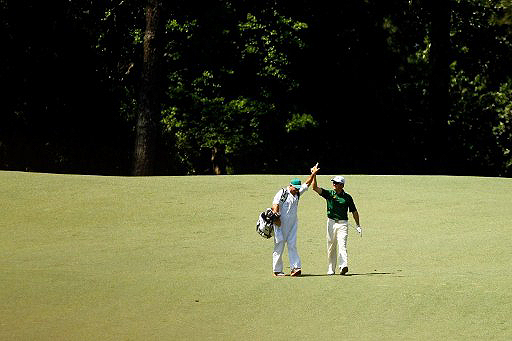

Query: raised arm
[304,162,320,187]
[310,163,322,195]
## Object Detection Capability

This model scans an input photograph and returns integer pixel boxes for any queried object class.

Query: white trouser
[273,220,301,273]
[326,218,348,274]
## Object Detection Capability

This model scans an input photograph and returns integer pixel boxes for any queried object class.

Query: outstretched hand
[309,162,321,194]
[311,162,320,174]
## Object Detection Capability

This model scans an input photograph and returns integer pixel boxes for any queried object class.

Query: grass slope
[1,171,511,340]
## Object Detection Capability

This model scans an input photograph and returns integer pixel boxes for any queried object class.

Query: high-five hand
[311,162,320,174]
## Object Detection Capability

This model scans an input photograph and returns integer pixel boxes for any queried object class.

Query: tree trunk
[211,144,226,175]
[133,0,163,176]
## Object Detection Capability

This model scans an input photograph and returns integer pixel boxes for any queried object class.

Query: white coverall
[272,184,309,273]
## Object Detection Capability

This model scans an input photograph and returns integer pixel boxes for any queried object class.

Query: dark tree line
[1,0,511,176]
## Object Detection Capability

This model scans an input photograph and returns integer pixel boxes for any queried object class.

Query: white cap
[331,176,345,184]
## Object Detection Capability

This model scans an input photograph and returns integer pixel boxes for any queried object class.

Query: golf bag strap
[279,187,299,204]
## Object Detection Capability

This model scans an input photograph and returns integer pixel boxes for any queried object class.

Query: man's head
[289,178,301,195]
[331,176,345,193]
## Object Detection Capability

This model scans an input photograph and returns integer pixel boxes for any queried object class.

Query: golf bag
[256,208,280,239]
[256,187,297,239]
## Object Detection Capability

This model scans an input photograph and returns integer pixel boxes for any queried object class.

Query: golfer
[272,163,319,277]
[311,168,361,275]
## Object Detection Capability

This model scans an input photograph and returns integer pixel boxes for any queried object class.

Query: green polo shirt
[319,188,357,220]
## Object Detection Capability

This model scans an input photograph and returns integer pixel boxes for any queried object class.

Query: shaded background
[1,0,511,176]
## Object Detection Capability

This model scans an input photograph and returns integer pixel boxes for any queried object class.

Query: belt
[329,218,347,224]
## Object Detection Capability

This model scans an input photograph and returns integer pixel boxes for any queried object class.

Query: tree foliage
[1,0,512,176]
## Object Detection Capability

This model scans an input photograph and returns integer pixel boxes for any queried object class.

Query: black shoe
[340,267,349,275]
[290,268,302,277]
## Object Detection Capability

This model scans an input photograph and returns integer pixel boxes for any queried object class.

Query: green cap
[290,178,302,189]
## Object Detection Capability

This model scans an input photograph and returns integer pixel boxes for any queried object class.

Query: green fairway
[1,171,511,340]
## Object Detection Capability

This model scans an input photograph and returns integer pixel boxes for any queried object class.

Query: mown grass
[1,171,511,340]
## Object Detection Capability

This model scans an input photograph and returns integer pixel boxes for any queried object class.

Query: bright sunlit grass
[1,171,511,340]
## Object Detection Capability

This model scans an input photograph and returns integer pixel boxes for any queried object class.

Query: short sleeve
[348,195,357,212]
[272,188,285,205]
[298,183,309,195]
[319,188,330,200]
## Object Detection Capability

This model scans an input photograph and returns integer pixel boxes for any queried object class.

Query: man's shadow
[300,272,398,277]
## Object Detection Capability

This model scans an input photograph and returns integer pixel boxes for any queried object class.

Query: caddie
[271,163,319,277]
[311,170,362,275]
